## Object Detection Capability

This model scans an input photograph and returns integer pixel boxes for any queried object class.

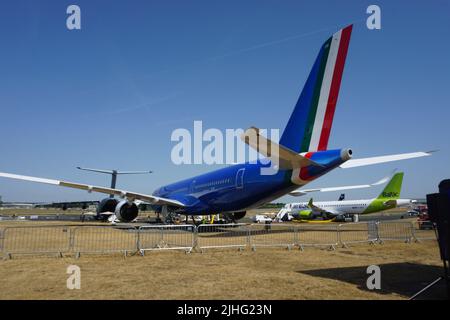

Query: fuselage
[284,198,412,216]
[152,149,349,215]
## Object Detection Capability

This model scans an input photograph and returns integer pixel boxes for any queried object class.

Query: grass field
[0,208,440,300]
[0,241,443,300]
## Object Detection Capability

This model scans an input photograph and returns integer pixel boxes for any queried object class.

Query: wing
[306,198,339,215]
[0,172,185,207]
[289,170,394,196]
[307,198,326,213]
[339,151,435,168]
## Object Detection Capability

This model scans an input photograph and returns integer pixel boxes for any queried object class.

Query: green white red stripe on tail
[310,25,352,151]
[280,25,352,154]
[304,25,352,151]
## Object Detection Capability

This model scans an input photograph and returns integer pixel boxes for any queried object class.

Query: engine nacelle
[114,200,139,222]
[97,198,119,215]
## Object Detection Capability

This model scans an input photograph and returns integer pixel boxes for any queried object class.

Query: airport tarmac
[0,208,412,224]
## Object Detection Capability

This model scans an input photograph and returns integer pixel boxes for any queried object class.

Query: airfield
[0,206,414,223]
[0,237,443,300]
[0,208,445,300]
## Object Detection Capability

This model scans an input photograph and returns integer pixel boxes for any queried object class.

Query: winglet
[339,151,433,169]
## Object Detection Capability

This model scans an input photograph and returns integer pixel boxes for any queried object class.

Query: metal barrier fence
[0,221,438,258]
[376,222,414,243]
[196,224,248,251]
[247,224,296,250]
[72,226,138,255]
[2,226,72,257]
[296,224,339,250]
[138,225,195,253]
[337,222,378,247]
[410,221,437,242]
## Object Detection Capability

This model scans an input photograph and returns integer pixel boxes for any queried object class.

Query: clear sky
[0,0,449,203]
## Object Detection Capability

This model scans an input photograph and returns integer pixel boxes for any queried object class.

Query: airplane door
[189,180,196,193]
[235,168,245,189]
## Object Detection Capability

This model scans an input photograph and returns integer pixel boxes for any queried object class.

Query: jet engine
[114,200,139,222]
[97,198,119,215]
[96,198,139,222]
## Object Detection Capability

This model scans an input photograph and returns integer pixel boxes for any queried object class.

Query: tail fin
[377,172,404,199]
[279,25,353,153]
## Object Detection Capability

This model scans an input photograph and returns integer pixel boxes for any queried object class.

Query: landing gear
[158,205,176,224]
[191,216,201,226]
[222,212,246,223]
[222,213,235,224]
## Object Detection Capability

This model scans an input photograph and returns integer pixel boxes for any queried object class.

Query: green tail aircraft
[277,173,412,221]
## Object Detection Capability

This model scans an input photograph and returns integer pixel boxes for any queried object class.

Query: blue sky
[0,0,449,203]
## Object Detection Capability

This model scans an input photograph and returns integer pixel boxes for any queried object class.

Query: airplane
[0,24,434,224]
[276,172,411,222]
[28,167,152,214]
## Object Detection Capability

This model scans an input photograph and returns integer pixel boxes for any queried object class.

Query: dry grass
[0,241,443,300]
[0,215,440,300]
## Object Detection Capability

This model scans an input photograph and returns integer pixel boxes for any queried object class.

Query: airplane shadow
[299,262,448,299]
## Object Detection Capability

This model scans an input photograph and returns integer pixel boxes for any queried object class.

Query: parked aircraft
[22,167,152,215]
[0,25,433,223]
[276,172,410,222]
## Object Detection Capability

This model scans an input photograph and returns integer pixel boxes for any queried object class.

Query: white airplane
[276,172,411,222]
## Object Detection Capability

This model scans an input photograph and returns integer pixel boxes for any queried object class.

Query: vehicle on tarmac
[252,215,273,223]
[407,210,420,216]
[418,213,433,230]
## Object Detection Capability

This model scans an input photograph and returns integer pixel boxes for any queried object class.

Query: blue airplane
[0,25,433,222]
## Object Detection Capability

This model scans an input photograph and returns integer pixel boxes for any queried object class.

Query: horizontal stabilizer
[339,151,434,169]
[241,127,324,168]
[77,167,153,175]
[289,170,395,196]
